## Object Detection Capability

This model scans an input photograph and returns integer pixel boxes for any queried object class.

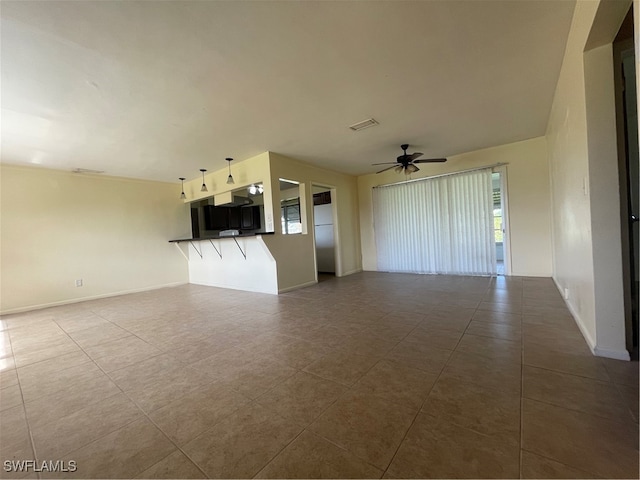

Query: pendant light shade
[226,158,235,185]
[200,169,208,192]
[179,177,186,199]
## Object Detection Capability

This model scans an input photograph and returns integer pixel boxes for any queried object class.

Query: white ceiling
[1,0,575,183]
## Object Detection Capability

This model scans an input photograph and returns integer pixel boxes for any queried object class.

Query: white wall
[546,0,629,359]
[184,236,278,294]
[0,165,190,313]
[358,137,553,277]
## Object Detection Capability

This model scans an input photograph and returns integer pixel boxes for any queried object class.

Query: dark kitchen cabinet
[228,207,241,229]
[241,206,261,230]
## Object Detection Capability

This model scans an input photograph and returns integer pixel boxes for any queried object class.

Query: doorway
[613,6,639,357]
[492,167,511,276]
[311,184,337,277]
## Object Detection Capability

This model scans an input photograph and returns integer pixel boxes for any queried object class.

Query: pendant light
[226,158,235,185]
[179,177,186,199]
[200,169,208,192]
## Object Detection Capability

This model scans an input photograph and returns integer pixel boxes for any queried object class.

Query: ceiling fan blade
[413,158,447,163]
[371,162,399,166]
[407,152,424,161]
[376,165,398,174]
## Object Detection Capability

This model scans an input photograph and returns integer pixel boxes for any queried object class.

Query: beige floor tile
[337,332,399,358]
[108,353,189,392]
[520,450,597,479]
[308,390,416,470]
[455,333,522,363]
[477,301,523,314]
[418,316,472,334]
[18,361,105,403]
[50,418,175,479]
[523,323,590,353]
[16,350,92,380]
[182,403,303,478]
[258,338,331,369]
[188,345,258,378]
[353,359,438,412]
[443,351,521,394]
[256,430,383,479]
[523,343,610,381]
[616,382,639,423]
[386,413,519,479]
[600,357,639,386]
[149,381,250,445]
[0,368,19,388]
[303,349,379,386]
[2,273,636,480]
[54,315,114,334]
[135,450,206,479]
[0,405,33,462]
[522,398,639,478]
[465,320,522,342]
[215,356,298,399]
[384,340,452,374]
[24,374,122,428]
[402,328,463,350]
[67,323,132,349]
[124,367,216,413]
[523,365,634,423]
[161,335,236,364]
[84,335,163,372]
[421,373,520,445]
[32,392,143,459]
[256,371,347,426]
[471,310,522,325]
[12,341,82,369]
[0,384,23,411]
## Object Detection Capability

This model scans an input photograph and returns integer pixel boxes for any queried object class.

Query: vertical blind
[373,168,496,275]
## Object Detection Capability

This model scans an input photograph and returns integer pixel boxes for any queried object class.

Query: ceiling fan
[373,144,447,174]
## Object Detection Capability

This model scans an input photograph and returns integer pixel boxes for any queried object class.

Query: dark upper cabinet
[241,206,261,230]
[203,206,229,230]
[228,207,241,229]
[203,205,261,232]
[313,191,331,205]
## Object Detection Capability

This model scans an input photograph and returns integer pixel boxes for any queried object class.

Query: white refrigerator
[314,203,335,273]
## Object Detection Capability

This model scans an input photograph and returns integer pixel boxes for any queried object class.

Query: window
[281,200,302,234]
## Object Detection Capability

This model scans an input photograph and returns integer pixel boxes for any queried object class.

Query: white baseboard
[593,346,631,361]
[278,280,317,294]
[339,268,363,277]
[189,280,278,295]
[0,282,189,316]
[552,276,630,361]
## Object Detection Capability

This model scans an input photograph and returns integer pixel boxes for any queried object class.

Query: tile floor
[0,272,638,479]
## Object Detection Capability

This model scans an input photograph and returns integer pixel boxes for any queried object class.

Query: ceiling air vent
[349,118,379,131]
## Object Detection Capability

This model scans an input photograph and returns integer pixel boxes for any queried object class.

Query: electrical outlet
[75,279,83,287]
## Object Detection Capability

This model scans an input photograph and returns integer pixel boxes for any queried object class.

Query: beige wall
[546,0,629,359]
[358,137,553,277]
[0,165,190,313]
[266,153,362,292]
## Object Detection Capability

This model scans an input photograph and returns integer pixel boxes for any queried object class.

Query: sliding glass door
[373,167,496,276]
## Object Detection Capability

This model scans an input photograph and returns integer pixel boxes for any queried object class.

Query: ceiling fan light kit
[373,144,447,174]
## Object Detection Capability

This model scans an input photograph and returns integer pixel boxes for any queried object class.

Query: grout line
[4,333,40,480]
[37,328,211,479]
